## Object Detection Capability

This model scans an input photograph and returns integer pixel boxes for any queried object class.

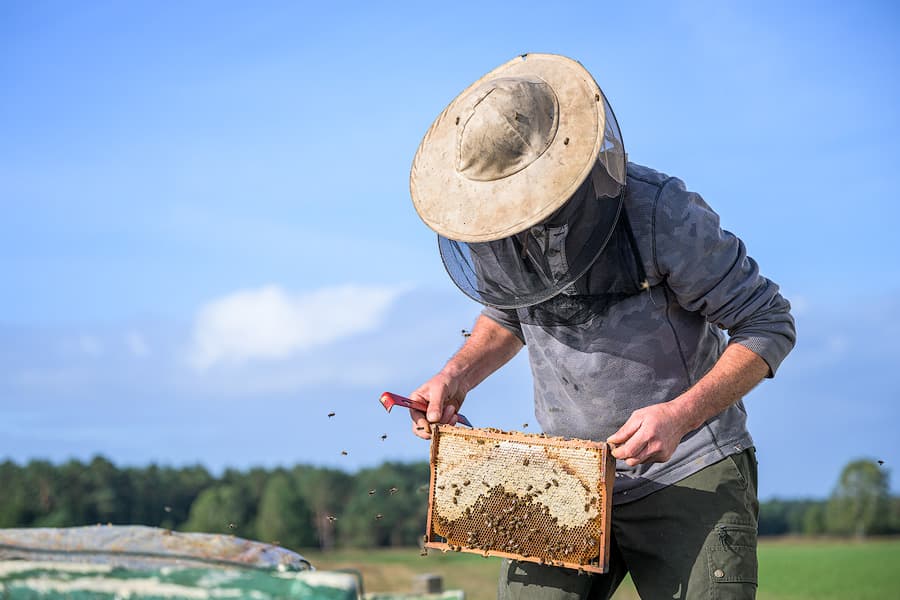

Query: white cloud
[79,335,103,357]
[126,331,150,357]
[188,284,406,370]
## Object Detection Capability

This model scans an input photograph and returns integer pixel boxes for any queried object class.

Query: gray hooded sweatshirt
[482,162,796,504]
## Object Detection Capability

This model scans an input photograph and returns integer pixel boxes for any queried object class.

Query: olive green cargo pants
[498,449,759,600]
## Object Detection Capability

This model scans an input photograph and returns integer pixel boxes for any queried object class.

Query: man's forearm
[670,343,770,431]
[441,315,524,394]
[609,342,771,465]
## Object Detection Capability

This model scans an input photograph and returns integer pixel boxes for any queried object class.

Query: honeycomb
[425,425,614,573]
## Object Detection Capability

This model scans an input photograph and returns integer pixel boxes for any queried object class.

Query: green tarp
[0,526,358,600]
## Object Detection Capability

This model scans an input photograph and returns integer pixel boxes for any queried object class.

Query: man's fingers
[621,441,649,466]
[608,415,643,458]
[426,394,444,423]
[441,404,457,424]
[607,415,641,445]
[410,410,431,440]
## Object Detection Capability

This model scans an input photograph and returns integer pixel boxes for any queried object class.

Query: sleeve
[653,177,796,376]
[481,306,526,344]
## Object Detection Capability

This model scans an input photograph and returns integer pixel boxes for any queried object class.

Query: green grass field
[302,538,900,600]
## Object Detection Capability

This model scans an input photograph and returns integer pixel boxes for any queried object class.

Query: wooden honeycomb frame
[425,425,615,573]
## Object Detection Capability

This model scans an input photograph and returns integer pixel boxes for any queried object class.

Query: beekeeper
[408,53,795,599]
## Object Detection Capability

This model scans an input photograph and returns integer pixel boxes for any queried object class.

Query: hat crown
[457,77,559,182]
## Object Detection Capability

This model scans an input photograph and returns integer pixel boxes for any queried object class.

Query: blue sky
[1,1,899,500]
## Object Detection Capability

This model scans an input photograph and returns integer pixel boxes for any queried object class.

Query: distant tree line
[759,459,900,537]
[1,457,897,550]
[0,457,429,551]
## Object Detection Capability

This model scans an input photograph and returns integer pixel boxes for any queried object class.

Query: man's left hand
[607,402,692,466]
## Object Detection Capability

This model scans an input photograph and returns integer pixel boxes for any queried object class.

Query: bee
[375,514,384,520]
[463,479,471,486]
[327,411,336,418]
[461,329,471,338]
[163,506,172,513]
[523,458,530,466]
[368,489,376,496]
[878,460,885,465]
[552,479,558,487]
[420,548,428,556]
[341,450,348,456]
[380,434,388,441]
[326,515,338,522]
[388,486,399,495]
[452,497,458,504]
[228,523,236,530]
[545,483,552,489]
[522,423,529,429]
[416,426,426,431]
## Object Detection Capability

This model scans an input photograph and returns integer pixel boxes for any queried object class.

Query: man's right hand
[408,372,467,440]
[406,314,524,440]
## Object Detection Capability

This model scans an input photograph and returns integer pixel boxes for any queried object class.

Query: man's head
[410,54,626,308]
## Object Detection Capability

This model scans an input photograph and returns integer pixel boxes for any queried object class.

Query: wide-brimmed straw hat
[410,53,614,243]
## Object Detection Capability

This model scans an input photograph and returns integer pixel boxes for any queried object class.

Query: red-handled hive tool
[379,392,473,427]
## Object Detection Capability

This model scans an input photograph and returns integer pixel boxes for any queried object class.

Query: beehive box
[425,425,615,573]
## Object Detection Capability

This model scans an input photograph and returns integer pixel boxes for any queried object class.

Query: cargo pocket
[706,523,757,599]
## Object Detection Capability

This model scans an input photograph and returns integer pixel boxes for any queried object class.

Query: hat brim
[410,54,606,243]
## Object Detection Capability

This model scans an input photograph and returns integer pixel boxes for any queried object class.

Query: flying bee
[341,450,348,456]
[380,434,388,441]
[368,489,376,496]
[388,486,398,495]
[375,514,384,520]
[326,515,338,522]
[461,329,471,338]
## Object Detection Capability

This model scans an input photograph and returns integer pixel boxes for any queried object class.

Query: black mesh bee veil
[439,94,626,310]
